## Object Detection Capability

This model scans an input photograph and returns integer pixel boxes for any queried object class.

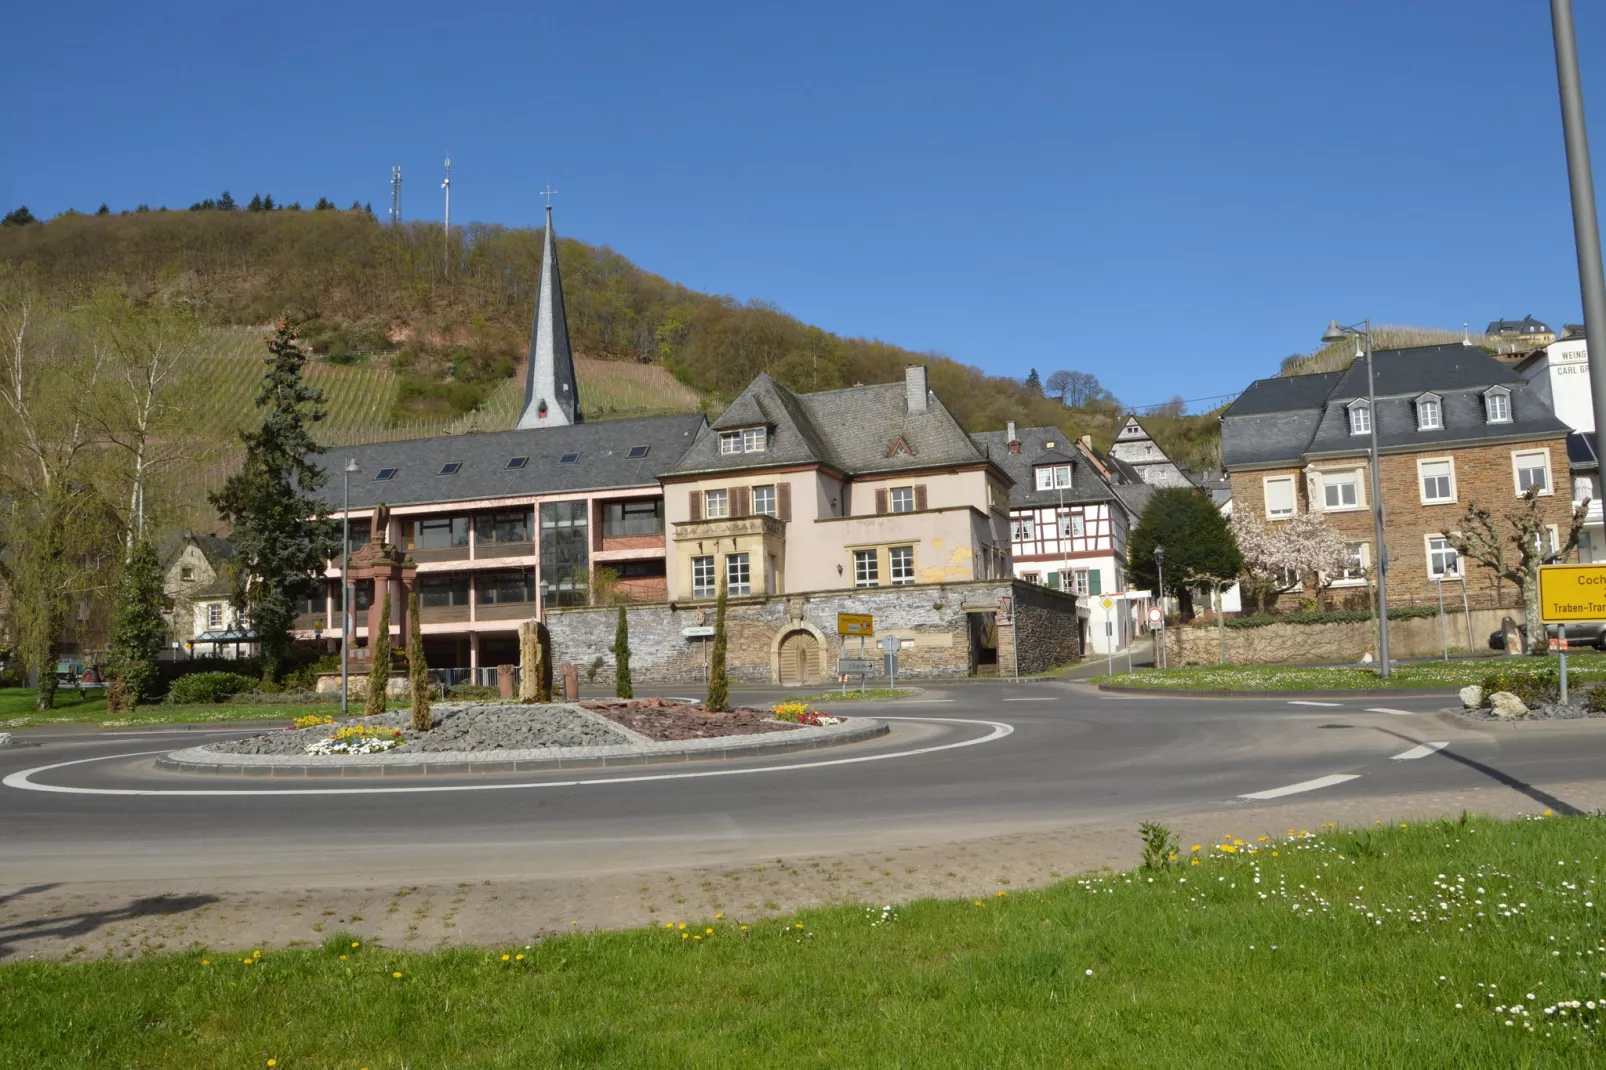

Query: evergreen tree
[2,206,38,226]
[262,194,276,211]
[247,194,264,212]
[217,191,237,210]
[365,589,391,716]
[363,202,375,219]
[208,318,339,683]
[1126,486,1242,621]
[105,537,166,710]
[1024,367,1042,395]
[706,574,729,712]
[408,589,431,730]
[314,197,335,211]
[95,204,110,216]
[613,603,633,699]
[349,200,362,211]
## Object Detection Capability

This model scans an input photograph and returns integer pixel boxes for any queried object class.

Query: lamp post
[1322,319,1391,679]
[1154,544,1167,669]
[341,459,359,716]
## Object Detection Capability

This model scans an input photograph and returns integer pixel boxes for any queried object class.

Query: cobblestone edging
[155,717,889,777]
[1434,707,1606,731]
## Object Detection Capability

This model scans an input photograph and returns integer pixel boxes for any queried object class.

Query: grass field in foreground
[4,815,1604,1068]
[0,687,308,729]
[1095,653,1606,692]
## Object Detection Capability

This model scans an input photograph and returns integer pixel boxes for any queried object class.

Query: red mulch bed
[578,697,799,741]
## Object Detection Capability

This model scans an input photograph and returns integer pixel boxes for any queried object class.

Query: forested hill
[0,205,1219,468]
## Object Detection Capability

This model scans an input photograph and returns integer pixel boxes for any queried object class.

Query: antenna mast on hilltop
[442,156,452,276]
[390,166,403,224]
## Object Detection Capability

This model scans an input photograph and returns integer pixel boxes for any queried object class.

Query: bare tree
[1045,370,1111,408]
[1445,488,1590,654]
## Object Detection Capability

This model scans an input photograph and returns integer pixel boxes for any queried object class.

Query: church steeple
[517,202,581,429]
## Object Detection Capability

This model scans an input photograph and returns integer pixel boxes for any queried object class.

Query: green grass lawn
[789,688,913,703]
[1095,654,1606,692]
[4,814,1605,1067]
[0,687,316,729]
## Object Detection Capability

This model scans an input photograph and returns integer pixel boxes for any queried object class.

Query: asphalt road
[1,682,1600,892]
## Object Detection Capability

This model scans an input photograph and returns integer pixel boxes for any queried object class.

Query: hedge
[1221,606,1459,630]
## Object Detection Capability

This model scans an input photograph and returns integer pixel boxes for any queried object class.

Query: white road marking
[1239,773,1361,800]
[1001,697,1058,702]
[1367,708,1416,716]
[1,717,1013,798]
[1390,742,1449,761]
[1287,700,1343,707]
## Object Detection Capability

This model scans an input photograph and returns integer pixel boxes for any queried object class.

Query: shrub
[1478,668,1559,708]
[283,653,340,692]
[168,671,256,704]
[1584,685,1606,714]
[1223,606,1448,630]
[445,683,499,701]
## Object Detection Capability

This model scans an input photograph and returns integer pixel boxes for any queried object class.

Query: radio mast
[390,166,403,224]
[442,156,452,275]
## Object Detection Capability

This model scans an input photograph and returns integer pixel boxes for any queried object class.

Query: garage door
[777,630,823,686]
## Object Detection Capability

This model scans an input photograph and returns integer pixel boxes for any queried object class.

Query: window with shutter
[688,490,702,521]
[1088,569,1101,595]
[874,489,888,514]
[777,482,792,521]
[732,486,750,518]
[914,485,928,511]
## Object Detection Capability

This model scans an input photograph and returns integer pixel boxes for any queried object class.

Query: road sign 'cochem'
[1538,563,1606,623]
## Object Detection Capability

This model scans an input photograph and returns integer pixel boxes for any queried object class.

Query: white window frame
[1013,515,1035,543]
[1326,542,1369,587]
[1347,401,1371,435]
[1416,395,1442,431]
[1417,456,1456,505]
[1484,388,1512,424]
[1034,465,1072,490]
[726,552,751,596]
[1321,470,1360,511]
[889,545,915,585]
[691,555,716,599]
[1426,534,1461,579]
[1263,475,1296,519]
[704,488,729,518]
[1512,449,1553,496]
[1070,512,1086,538]
[889,486,915,513]
[752,485,777,517]
[1072,569,1091,595]
[718,427,768,454]
[853,548,879,588]
[207,603,224,629]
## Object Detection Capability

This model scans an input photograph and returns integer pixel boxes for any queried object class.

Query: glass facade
[475,509,530,545]
[540,501,589,607]
[602,499,664,537]
[477,568,535,605]
[418,572,470,608]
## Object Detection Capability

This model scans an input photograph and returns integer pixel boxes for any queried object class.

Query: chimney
[1081,434,1093,449]
[905,365,928,414]
[1006,420,1020,453]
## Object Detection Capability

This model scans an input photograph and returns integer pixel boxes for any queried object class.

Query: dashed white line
[1366,708,1416,716]
[1239,773,1361,800]
[1390,741,1449,761]
[1287,700,1343,707]
[1001,697,1058,702]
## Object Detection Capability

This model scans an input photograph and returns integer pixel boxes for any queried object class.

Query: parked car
[1488,622,1606,651]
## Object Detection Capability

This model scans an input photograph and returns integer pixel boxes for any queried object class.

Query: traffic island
[155,700,888,776]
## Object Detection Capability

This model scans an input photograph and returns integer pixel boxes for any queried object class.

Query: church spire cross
[540,185,557,206]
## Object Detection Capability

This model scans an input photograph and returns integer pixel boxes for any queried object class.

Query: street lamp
[341,458,359,716]
[1153,544,1166,670]
[1322,318,1391,679]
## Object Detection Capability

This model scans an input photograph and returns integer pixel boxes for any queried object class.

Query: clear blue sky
[6,1,1606,409]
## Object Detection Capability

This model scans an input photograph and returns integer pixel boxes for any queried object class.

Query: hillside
[0,207,1222,503]
[1278,324,1510,377]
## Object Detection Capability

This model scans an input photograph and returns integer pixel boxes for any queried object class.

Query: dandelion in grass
[392,971,403,979]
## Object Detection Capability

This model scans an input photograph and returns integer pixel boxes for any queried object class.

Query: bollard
[496,663,515,700]
[562,664,580,701]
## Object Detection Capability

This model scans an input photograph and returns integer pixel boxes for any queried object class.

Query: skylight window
[559,453,581,464]
[627,445,650,458]
[440,461,462,475]
[506,456,529,470]
[374,468,398,481]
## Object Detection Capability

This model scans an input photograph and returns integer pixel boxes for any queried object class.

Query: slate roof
[1487,315,1553,336]
[969,426,1122,509]
[663,372,988,478]
[308,413,707,512]
[1222,346,1569,469]
[1570,431,1599,473]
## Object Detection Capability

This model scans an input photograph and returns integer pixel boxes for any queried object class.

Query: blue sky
[6,1,1606,409]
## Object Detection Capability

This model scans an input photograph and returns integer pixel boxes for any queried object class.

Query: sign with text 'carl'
[1538,563,1606,623]
[837,613,874,636]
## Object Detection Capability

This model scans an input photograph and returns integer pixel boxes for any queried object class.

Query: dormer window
[1484,387,1512,424]
[1034,465,1071,491]
[1346,400,1370,435]
[719,427,767,454]
[1415,393,1442,431]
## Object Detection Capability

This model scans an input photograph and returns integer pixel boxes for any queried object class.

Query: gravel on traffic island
[158,701,887,776]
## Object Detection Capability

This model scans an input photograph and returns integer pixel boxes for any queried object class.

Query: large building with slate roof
[1221,344,1577,607]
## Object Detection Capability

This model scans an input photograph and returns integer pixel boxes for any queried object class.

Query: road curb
[1095,684,1459,700]
[154,717,890,777]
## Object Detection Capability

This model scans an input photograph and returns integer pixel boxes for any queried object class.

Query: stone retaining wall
[1161,607,1521,667]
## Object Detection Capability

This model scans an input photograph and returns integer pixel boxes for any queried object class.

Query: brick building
[1221,344,1576,608]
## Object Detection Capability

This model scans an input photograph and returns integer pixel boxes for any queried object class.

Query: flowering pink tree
[1230,511,1351,610]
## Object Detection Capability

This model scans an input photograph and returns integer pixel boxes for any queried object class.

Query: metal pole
[1435,577,1448,660]
[1157,556,1167,670]
[1551,0,1606,448]
[1460,578,1475,655]
[340,464,351,718]
[1363,320,1392,679]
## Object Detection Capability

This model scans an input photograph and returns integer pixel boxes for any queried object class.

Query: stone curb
[154,717,889,777]
[1095,684,1458,699]
[1434,707,1606,731]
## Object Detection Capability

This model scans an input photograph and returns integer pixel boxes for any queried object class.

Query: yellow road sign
[1538,563,1606,622]
[837,613,874,636]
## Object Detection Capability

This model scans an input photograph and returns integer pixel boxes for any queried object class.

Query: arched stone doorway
[776,629,824,687]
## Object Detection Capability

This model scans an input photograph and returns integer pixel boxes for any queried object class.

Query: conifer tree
[1024,367,1042,395]
[613,603,633,699]
[262,194,276,211]
[706,574,729,712]
[106,536,165,710]
[364,590,391,717]
[408,589,431,730]
[217,191,237,211]
[208,318,339,683]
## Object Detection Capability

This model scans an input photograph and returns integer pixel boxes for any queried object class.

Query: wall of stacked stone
[1160,606,1520,667]
[1003,583,1082,674]
[545,580,1078,685]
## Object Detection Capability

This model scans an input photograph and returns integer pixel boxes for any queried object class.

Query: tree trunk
[1520,575,1546,655]
[33,637,58,711]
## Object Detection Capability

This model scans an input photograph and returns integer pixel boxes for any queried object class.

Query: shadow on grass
[0,891,218,959]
